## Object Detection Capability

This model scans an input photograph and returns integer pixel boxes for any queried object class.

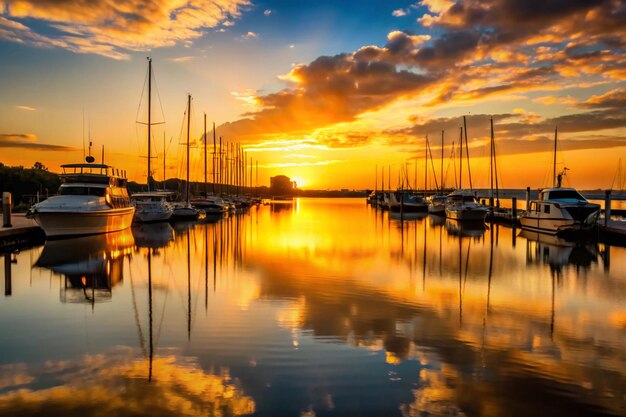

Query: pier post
[605,190,611,227]
[2,192,11,228]
[525,187,530,211]
[512,198,517,220]
[4,253,11,296]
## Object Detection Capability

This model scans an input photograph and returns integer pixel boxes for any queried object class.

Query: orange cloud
[0,133,77,151]
[1,0,250,59]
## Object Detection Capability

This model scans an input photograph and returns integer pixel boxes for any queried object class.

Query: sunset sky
[1,0,625,190]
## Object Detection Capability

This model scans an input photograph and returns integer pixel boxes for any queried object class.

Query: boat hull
[445,207,488,221]
[389,203,428,213]
[519,216,595,235]
[135,210,172,223]
[428,204,446,215]
[33,207,135,237]
[172,206,200,220]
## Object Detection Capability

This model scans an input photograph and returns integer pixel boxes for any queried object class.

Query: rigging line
[451,141,458,189]
[463,116,473,191]
[151,64,167,127]
[426,138,440,191]
[135,63,149,123]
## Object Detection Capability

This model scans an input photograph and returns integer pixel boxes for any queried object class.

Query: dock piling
[525,187,530,211]
[2,192,12,228]
[512,197,517,220]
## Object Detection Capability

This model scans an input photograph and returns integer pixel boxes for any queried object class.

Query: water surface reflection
[0,198,625,416]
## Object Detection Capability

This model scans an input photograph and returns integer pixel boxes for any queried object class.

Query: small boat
[31,163,135,237]
[172,202,201,220]
[519,128,600,235]
[428,194,447,215]
[132,59,173,224]
[191,195,229,215]
[132,191,174,222]
[445,118,488,222]
[389,190,428,213]
[445,189,489,221]
[519,187,600,235]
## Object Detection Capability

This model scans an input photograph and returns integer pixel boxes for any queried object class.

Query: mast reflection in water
[0,198,625,417]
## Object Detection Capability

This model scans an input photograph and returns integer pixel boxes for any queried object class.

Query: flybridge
[60,163,127,179]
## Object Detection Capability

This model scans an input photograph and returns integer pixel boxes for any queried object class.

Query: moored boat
[31,163,135,237]
[132,191,174,222]
[389,190,428,213]
[191,195,229,215]
[519,187,600,235]
[428,194,447,215]
[445,190,489,221]
[519,128,601,235]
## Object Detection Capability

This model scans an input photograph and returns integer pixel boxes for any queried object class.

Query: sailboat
[428,130,447,215]
[132,58,174,223]
[519,128,600,235]
[445,117,488,222]
[172,94,200,220]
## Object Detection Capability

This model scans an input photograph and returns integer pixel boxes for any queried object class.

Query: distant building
[270,175,295,195]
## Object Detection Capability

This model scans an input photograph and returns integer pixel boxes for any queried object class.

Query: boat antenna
[85,120,95,163]
[556,167,569,188]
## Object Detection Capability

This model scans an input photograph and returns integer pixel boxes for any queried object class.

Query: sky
[1,0,625,190]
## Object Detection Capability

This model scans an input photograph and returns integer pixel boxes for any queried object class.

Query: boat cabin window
[544,204,550,214]
[59,186,106,196]
[529,202,538,212]
[546,190,585,201]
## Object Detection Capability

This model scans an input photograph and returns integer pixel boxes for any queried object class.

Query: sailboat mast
[424,136,428,192]
[490,118,494,206]
[375,164,378,194]
[553,127,558,187]
[459,127,463,190]
[441,130,444,191]
[147,57,152,191]
[163,133,166,186]
[212,122,216,194]
[204,113,207,196]
[463,116,473,191]
[219,136,223,195]
[186,94,191,204]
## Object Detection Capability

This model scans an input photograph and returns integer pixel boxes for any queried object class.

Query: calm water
[1,198,625,417]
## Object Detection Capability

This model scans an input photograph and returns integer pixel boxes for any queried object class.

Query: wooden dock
[0,214,45,251]
[599,220,626,245]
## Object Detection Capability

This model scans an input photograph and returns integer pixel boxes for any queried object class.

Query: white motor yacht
[132,191,175,223]
[520,187,600,235]
[30,163,135,237]
[445,190,489,221]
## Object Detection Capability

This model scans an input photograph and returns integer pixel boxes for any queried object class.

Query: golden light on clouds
[1,0,250,59]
